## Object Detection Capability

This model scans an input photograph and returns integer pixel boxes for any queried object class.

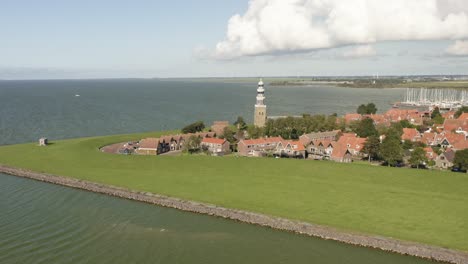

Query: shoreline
[1,164,467,264]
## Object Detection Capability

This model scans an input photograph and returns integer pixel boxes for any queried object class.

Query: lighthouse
[254,79,267,127]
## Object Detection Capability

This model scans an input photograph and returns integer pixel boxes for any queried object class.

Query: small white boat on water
[75,94,80,97]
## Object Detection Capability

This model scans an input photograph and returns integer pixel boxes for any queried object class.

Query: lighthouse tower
[254,79,267,127]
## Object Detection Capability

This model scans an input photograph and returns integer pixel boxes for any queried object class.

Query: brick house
[201,137,230,155]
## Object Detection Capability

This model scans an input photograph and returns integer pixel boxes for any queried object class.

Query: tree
[380,128,403,166]
[453,149,468,171]
[366,103,378,114]
[433,115,445,125]
[182,121,205,134]
[409,147,428,169]
[363,135,380,162]
[220,127,237,152]
[399,119,415,128]
[431,107,441,119]
[357,103,377,115]
[234,116,247,130]
[354,118,378,138]
[455,106,468,118]
[357,104,368,115]
[183,135,201,154]
[431,107,445,124]
[247,125,264,139]
[402,140,414,150]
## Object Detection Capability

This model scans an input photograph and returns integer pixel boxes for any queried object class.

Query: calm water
[0,79,432,263]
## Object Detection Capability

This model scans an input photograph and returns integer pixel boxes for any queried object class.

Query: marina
[400,88,468,110]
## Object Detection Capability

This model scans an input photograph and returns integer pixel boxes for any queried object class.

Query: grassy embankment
[0,131,467,252]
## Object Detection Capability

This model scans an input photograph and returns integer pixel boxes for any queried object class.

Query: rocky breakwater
[1,164,467,264]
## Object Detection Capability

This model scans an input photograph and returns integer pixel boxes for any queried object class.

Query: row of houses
[400,113,468,169]
[344,109,431,126]
[236,132,367,162]
[300,132,367,162]
[237,137,306,158]
[135,132,216,155]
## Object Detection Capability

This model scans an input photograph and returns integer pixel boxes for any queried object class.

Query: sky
[1,0,468,79]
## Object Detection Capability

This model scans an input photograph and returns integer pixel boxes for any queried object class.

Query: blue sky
[1,0,468,79]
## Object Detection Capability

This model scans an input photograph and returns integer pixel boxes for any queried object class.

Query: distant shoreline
[1,164,467,264]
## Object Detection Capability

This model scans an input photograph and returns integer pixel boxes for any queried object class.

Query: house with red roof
[307,140,334,159]
[335,133,367,157]
[442,111,455,120]
[442,119,468,136]
[330,143,352,163]
[424,147,436,161]
[383,109,426,125]
[366,114,390,126]
[440,132,466,149]
[421,132,437,146]
[344,113,362,124]
[458,112,468,120]
[136,138,159,155]
[201,137,230,155]
[401,128,421,142]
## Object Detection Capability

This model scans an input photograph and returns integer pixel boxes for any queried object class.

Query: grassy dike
[0,131,467,252]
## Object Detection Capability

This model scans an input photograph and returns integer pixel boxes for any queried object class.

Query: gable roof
[139,138,159,149]
[402,128,420,141]
[458,112,468,120]
[442,149,455,163]
[202,137,226,145]
[278,140,305,151]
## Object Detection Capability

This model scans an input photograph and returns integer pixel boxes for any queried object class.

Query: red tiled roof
[421,133,436,145]
[443,119,468,133]
[344,113,362,123]
[442,111,455,119]
[458,113,468,120]
[424,147,436,160]
[451,140,468,150]
[139,138,159,149]
[202,137,226,145]
[402,128,420,141]
[278,140,305,151]
[336,134,366,152]
[445,132,465,142]
[331,143,351,159]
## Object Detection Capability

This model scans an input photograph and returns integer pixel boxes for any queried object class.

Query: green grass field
[0,131,467,252]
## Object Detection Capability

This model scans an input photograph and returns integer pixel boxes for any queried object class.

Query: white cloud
[342,45,377,58]
[446,40,468,56]
[214,0,468,59]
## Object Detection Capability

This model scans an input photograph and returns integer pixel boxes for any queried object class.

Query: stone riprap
[1,164,467,264]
